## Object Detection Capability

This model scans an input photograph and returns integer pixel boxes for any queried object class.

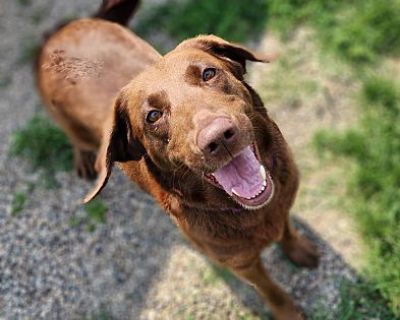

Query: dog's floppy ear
[83,91,145,203]
[177,35,270,77]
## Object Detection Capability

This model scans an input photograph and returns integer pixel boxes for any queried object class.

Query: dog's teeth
[231,188,240,197]
[233,184,267,200]
[263,180,267,187]
[260,165,266,180]
[255,185,265,196]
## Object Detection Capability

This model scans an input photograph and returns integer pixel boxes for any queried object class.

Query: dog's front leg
[231,258,304,320]
[280,219,320,269]
[73,147,97,180]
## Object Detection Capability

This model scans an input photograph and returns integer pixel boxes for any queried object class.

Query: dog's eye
[146,110,163,123]
[202,68,216,81]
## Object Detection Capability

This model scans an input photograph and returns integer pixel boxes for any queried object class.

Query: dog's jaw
[204,144,275,210]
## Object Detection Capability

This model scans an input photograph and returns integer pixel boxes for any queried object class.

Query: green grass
[268,0,400,65]
[135,0,268,51]
[202,265,235,286]
[137,0,398,66]
[311,279,397,320]
[18,36,40,65]
[69,198,108,232]
[266,0,400,315]
[84,199,108,224]
[11,191,27,216]
[10,115,73,187]
[313,77,400,315]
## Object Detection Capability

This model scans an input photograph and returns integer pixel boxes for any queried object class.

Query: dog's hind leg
[280,219,320,269]
[73,147,97,180]
[231,258,303,320]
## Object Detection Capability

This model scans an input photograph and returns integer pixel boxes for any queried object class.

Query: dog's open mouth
[205,145,274,210]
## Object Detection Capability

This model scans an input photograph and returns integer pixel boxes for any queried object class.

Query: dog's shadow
[84,171,358,319]
[206,218,359,319]
[77,170,184,318]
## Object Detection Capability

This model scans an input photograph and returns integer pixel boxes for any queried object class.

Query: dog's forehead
[136,49,222,105]
[164,48,220,68]
[150,49,221,83]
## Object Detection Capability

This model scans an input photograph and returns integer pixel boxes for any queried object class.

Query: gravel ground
[0,1,358,319]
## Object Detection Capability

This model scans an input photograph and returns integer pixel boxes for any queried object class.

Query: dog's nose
[197,117,238,157]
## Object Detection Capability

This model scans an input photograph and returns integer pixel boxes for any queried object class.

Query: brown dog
[36,1,319,319]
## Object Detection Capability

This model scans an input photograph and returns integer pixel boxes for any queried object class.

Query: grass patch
[69,198,108,232]
[314,77,400,314]
[202,265,234,286]
[11,191,27,216]
[10,115,73,187]
[312,279,397,320]
[268,0,400,65]
[18,36,40,65]
[135,0,268,50]
[84,199,108,224]
[202,267,220,286]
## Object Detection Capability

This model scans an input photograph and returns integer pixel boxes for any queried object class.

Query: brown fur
[36,2,320,319]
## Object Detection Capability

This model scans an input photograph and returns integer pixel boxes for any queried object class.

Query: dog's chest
[173,207,283,248]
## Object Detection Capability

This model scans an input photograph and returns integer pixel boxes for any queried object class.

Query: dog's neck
[181,201,245,214]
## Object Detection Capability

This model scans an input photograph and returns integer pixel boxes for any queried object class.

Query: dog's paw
[279,313,304,320]
[282,235,320,269]
[74,149,97,180]
[275,306,305,320]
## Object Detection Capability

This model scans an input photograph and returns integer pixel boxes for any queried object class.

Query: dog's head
[85,35,277,210]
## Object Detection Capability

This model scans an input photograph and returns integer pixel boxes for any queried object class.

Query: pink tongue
[213,146,263,198]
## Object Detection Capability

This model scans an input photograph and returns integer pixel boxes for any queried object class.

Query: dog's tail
[93,0,141,26]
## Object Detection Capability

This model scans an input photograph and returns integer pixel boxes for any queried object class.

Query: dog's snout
[197,117,238,157]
